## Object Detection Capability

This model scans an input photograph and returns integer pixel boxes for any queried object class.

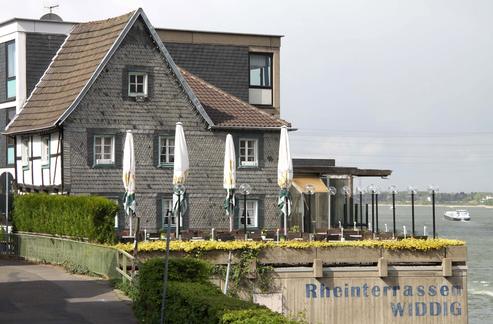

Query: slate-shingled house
[5,9,290,232]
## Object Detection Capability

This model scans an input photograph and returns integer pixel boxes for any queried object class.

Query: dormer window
[128,72,148,97]
[249,53,273,106]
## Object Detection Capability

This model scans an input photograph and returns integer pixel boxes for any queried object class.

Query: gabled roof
[5,9,290,135]
[5,11,134,134]
[180,68,289,129]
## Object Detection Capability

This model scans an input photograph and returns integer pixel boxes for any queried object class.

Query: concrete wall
[274,266,467,324]
[189,246,468,324]
[63,18,281,231]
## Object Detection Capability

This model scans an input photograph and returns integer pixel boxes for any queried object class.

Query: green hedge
[222,309,301,324]
[134,257,297,324]
[13,193,118,244]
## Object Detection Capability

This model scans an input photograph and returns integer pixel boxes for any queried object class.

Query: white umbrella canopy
[122,130,136,234]
[223,134,236,231]
[173,122,189,237]
[277,125,293,236]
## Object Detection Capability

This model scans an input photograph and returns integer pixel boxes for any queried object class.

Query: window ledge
[93,164,117,169]
[238,165,261,170]
[158,163,173,169]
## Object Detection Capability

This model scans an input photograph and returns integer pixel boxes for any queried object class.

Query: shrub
[13,193,118,243]
[134,257,264,324]
[221,309,302,324]
[139,256,212,283]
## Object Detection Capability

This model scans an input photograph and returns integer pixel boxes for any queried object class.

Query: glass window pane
[7,80,16,99]
[7,42,15,78]
[7,147,14,165]
[249,54,271,87]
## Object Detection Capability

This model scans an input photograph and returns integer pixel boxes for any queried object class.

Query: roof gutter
[209,125,297,131]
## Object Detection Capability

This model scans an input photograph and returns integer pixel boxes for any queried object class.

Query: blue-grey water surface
[376,205,493,324]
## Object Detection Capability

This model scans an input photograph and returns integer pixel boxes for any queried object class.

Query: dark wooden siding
[26,33,66,96]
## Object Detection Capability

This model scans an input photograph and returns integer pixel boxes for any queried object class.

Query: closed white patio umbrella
[172,122,189,238]
[223,134,236,232]
[122,130,139,276]
[122,130,136,235]
[161,122,189,323]
[277,125,293,236]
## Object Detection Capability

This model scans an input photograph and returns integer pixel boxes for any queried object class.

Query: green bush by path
[13,193,118,244]
[222,309,302,324]
[134,257,296,324]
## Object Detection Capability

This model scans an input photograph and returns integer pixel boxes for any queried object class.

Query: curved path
[0,258,137,324]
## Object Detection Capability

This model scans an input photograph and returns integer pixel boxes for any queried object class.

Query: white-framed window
[21,137,29,169]
[128,72,148,97]
[239,200,258,228]
[159,136,174,166]
[162,198,178,228]
[239,139,258,167]
[41,135,50,166]
[94,135,115,165]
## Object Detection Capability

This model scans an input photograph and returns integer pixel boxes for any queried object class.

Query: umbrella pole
[229,199,233,232]
[160,210,172,324]
[243,193,247,240]
[284,195,288,237]
[131,212,140,278]
[176,192,181,240]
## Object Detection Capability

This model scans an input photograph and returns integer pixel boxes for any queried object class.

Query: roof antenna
[45,4,59,14]
[40,2,63,21]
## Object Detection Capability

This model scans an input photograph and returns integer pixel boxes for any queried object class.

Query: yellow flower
[113,238,464,254]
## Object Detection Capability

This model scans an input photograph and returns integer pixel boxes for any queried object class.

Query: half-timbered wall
[15,130,62,190]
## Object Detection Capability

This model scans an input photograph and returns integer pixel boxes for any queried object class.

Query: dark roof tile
[180,68,289,128]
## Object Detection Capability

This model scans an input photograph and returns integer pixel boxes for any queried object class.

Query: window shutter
[233,200,240,230]
[153,134,160,167]
[115,133,123,168]
[122,66,129,101]
[147,69,154,99]
[87,130,94,167]
[233,135,240,168]
[257,135,264,168]
[156,196,163,231]
[257,198,265,229]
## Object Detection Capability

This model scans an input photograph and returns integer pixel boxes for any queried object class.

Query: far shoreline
[378,203,493,209]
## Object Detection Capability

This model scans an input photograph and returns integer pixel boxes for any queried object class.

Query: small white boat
[444,209,470,221]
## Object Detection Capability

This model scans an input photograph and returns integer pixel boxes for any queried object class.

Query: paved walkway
[0,258,137,324]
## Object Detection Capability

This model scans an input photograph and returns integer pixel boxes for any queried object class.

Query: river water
[376,205,493,324]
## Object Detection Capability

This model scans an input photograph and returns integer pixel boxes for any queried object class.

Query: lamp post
[428,185,439,239]
[368,184,375,232]
[389,185,398,238]
[239,183,252,240]
[374,186,380,234]
[304,184,315,234]
[174,184,186,239]
[342,186,351,229]
[408,186,417,237]
[356,186,364,231]
[328,186,337,230]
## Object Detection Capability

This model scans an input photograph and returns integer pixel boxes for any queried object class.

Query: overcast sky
[2,0,492,192]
